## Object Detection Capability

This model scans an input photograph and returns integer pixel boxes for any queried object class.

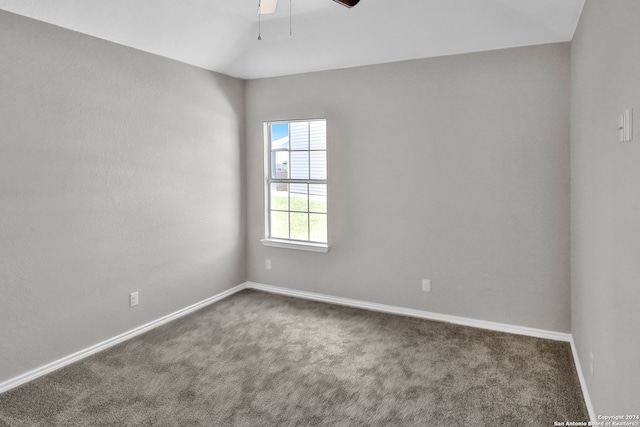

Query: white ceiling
[0,0,585,80]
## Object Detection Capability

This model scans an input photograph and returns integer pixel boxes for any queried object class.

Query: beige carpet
[0,289,588,426]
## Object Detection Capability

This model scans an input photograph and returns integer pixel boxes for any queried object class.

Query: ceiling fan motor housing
[333,0,360,7]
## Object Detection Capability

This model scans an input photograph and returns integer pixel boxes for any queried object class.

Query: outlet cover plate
[129,291,139,307]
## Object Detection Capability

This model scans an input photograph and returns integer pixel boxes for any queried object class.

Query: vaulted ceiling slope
[0,0,585,79]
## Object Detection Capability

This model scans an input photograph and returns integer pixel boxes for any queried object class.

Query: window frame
[261,119,329,253]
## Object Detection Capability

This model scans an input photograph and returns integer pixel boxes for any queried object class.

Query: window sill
[260,239,329,253]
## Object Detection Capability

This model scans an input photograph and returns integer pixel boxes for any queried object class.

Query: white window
[262,119,328,252]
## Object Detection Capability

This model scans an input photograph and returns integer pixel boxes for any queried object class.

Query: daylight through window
[265,119,327,245]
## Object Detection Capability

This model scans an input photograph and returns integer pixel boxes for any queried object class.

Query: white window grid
[265,119,327,244]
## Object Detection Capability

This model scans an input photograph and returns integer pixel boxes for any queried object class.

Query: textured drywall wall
[0,10,245,384]
[245,43,571,332]
[571,0,640,415]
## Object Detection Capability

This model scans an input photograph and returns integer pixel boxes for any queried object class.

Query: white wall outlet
[422,279,432,292]
[266,259,272,270]
[129,291,139,307]
[589,352,594,377]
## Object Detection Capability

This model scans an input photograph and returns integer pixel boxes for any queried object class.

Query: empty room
[0,0,638,425]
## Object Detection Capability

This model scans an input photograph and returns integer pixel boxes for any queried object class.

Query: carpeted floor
[0,289,588,426]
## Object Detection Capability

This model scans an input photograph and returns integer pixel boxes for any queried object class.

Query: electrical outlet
[129,291,139,307]
[589,352,594,377]
[422,279,432,292]
[266,259,272,270]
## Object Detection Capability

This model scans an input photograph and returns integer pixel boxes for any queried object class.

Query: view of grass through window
[270,184,327,242]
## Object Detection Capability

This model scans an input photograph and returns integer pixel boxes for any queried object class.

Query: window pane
[265,119,327,245]
[271,123,289,142]
[310,151,326,180]
[310,214,327,243]
[289,184,308,212]
[309,184,327,213]
[290,151,309,180]
[290,212,309,241]
[270,183,289,211]
[290,122,309,150]
[309,183,327,197]
[310,121,326,150]
[270,211,289,239]
[271,150,289,179]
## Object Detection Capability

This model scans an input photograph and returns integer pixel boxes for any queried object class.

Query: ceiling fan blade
[258,0,278,14]
[333,0,360,7]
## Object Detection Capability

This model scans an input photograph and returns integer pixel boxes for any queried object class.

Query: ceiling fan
[258,0,360,14]
[257,0,359,39]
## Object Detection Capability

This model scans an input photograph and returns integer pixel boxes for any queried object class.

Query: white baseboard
[569,337,596,422]
[244,281,572,342]
[1,279,594,421]
[0,283,249,395]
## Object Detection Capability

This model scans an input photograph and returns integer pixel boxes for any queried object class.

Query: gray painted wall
[245,43,571,333]
[571,0,640,414]
[0,11,246,384]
